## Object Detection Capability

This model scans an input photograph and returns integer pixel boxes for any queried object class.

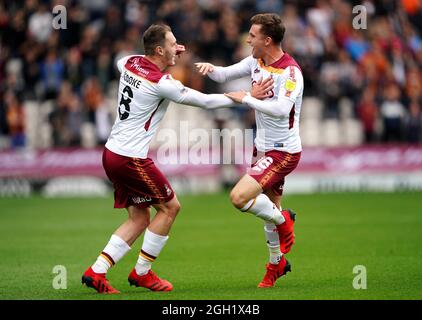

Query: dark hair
[142,24,172,56]
[250,13,285,44]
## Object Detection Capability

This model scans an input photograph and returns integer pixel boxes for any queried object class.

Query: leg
[230,174,285,224]
[82,206,150,294]
[257,187,294,288]
[239,150,300,288]
[244,150,299,254]
[91,205,150,272]
[265,188,282,210]
[129,196,181,292]
[114,205,151,246]
[262,189,283,265]
[230,174,263,210]
[231,175,291,288]
[149,196,181,236]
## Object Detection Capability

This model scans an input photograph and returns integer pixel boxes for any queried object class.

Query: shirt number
[118,85,133,120]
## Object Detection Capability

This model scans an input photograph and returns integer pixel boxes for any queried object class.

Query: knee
[230,190,249,210]
[171,201,181,216]
[130,214,150,231]
[164,200,181,218]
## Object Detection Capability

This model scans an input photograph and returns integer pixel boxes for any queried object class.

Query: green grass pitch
[0,191,421,300]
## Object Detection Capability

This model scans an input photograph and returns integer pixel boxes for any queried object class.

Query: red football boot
[258,256,291,288]
[276,209,296,254]
[128,269,173,292]
[81,267,120,294]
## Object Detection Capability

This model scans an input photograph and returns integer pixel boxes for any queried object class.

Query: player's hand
[224,91,248,103]
[176,44,186,56]
[195,62,215,75]
[251,76,274,100]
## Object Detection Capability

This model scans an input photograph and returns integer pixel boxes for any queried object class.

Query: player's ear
[156,46,164,56]
[265,37,272,46]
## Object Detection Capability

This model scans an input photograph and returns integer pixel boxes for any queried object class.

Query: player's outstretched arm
[225,91,294,118]
[158,76,235,109]
[194,56,253,83]
[182,89,236,109]
[195,62,215,76]
[225,66,303,117]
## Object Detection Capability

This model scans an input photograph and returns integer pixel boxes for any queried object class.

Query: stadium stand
[0,0,421,151]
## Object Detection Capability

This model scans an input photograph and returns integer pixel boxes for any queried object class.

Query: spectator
[79,26,99,79]
[60,3,86,48]
[82,77,111,145]
[28,3,53,43]
[22,46,41,100]
[307,0,333,40]
[197,17,220,61]
[357,88,379,143]
[64,47,83,91]
[401,0,422,32]
[3,9,26,54]
[390,43,407,86]
[39,48,65,100]
[4,90,25,148]
[96,46,113,92]
[50,81,82,147]
[404,102,422,143]
[101,6,124,43]
[319,53,342,118]
[344,29,369,62]
[0,0,421,149]
[380,83,406,142]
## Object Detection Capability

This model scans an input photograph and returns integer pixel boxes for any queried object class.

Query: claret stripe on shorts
[259,154,293,187]
[132,158,164,199]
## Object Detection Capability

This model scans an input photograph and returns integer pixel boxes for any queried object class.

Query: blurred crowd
[0,0,422,149]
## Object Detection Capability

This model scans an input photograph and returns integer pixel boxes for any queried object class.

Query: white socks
[91,230,169,276]
[92,234,131,274]
[135,228,169,276]
[240,194,285,265]
[240,193,285,225]
[264,222,282,264]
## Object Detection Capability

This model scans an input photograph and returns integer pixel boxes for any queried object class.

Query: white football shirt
[209,53,304,153]
[106,55,234,158]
